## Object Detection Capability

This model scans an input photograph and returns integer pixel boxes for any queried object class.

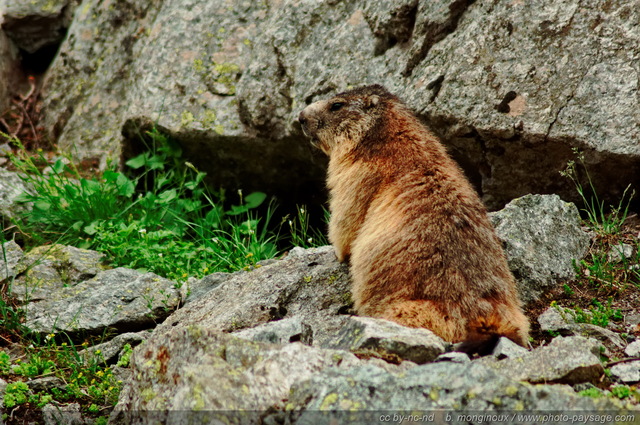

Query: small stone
[327,316,448,364]
[42,402,84,425]
[0,240,24,282]
[490,194,591,305]
[0,143,11,156]
[610,361,640,384]
[80,331,150,364]
[491,337,529,359]
[607,243,634,263]
[538,307,574,332]
[24,267,183,335]
[538,307,624,349]
[484,336,604,385]
[27,376,66,392]
[435,352,470,364]
[624,340,640,357]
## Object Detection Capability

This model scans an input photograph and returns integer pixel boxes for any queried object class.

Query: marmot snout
[299,84,529,353]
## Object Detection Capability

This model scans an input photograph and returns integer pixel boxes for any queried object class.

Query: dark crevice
[403,0,476,77]
[426,74,445,103]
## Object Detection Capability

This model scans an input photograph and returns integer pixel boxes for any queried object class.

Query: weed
[116,343,132,368]
[610,385,634,400]
[558,298,622,328]
[287,206,329,248]
[562,284,574,296]
[560,148,634,236]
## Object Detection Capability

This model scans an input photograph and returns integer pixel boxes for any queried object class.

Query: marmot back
[299,84,529,353]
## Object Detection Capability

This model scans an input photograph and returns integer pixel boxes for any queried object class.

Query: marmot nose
[298,111,308,126]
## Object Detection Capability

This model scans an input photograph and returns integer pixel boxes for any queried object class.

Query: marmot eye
[330,102,345,111]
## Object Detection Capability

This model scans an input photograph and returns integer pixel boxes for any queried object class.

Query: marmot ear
[365,95,380,109]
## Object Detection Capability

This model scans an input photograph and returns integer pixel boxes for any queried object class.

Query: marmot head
[298,84,399,155]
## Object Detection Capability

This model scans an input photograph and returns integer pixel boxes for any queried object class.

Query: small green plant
[610,385,634,400]
[116,343,133,368]
[287,206,329,248]
[578,387,603,399]
[3,381,30,408]
[562,283,574,296]
[564,298,622,328]
[560,148,634,235]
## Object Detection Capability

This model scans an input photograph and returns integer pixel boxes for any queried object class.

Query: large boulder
[24,267,184,335]
[151,246,352,347]
[110,328,362,424]
[39,0,639,209]
[281,362,628,424]
[10,244,105,302]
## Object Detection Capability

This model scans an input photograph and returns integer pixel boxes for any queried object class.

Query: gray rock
[491,337,529,359]
[40,1,640,211]
[2,0,78,54]
[607,243,634,263]
[539,307,574,332]
[327,316,448,365]
[0,240,24,282]
[482,336,604,385]
[26,376,65,392]
[491,194,591,304]
[80,331,149,364]
[0,377,7,407]
[0,169,32,222]
[152,246,352,346]
[538,307,625,349]
[111,327,361,424]
[610,361,640,384]
[41,402,84,425]
[234,316,313,345]
[0,29,20,114]
[625,341,640,357]
[185,271,232,304]
[10,244,105,303]
[435,352,470,364]
[24,267,183,335]
[282,361,625,423]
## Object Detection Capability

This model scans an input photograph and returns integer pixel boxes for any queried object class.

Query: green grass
[560,148,634,236]
[560,149,639,295]
[5,129,280,281]
[285,205,329,249]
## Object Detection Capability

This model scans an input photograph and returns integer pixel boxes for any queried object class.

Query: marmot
[298,84,529,352]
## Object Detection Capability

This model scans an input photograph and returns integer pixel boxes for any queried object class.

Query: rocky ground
[1,183,639,424]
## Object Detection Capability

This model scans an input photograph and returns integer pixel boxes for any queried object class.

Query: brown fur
[298,85,529,350]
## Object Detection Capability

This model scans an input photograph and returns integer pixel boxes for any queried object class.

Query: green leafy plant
[3,381,30,408]
[6,128,278,281]
[559,298,623,328]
